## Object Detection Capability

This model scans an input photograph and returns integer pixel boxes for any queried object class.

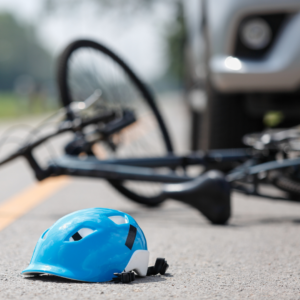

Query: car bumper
[208,0,300,92]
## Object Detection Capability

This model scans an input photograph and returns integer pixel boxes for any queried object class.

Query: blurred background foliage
[0,0,185,118]
[0,14,53,90]
[0,13,55,117]
[43,0,186,82]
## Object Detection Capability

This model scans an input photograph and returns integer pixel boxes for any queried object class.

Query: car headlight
[240,18,272,50]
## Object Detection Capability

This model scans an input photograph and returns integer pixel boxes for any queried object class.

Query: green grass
[0,93,58,119]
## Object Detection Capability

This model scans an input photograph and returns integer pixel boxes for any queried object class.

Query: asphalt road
[1,95,300,300]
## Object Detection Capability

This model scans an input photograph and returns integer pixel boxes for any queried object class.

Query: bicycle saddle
[163,170,231,225]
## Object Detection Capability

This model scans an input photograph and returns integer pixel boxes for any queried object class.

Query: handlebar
[0,110,116,180]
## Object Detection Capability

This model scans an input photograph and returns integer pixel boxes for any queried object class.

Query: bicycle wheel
[57,39,174,206]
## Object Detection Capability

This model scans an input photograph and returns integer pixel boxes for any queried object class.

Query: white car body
[184,0,300,92]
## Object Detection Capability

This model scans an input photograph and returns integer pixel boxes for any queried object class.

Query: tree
[164,1,186,82]
[0,13,53,91]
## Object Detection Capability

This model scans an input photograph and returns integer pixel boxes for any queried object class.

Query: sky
[0,0,173,80]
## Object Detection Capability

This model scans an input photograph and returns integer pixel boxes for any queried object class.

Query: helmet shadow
[24,273,171,285]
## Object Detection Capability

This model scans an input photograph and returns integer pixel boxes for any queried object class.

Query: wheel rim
[58,40,173,203]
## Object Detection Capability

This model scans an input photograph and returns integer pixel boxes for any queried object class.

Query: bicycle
[1,39,300,225]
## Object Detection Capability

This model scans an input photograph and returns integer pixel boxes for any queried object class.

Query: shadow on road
[231,216,300,227]
[19,202,300,229]
[24,274,169,285]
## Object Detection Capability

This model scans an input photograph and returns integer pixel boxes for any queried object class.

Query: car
[184,0,300,150]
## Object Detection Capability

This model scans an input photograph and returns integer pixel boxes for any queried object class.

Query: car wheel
[200,84,264,150]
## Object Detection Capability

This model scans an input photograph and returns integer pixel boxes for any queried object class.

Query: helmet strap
[147,258,169,276]
[113,257,169,284]
[112,271,135,283]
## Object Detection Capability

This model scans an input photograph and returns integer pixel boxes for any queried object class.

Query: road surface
[0,94,300,299]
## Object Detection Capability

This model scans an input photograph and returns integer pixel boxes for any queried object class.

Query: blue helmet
[22,208,149,282]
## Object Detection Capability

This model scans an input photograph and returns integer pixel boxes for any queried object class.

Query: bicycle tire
[57,39,174,206]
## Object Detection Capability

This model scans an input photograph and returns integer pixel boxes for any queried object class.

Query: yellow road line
[0,176,71,231]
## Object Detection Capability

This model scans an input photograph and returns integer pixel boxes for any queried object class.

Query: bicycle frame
[5,146,250,183]
[2,113,300,225]
[2,111,300,199]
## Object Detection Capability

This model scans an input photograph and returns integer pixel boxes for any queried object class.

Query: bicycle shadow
[21,197,300,228]
[230,216,300,227]
[123,204,300,228]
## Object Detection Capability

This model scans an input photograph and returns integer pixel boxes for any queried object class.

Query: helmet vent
[108,216,128,225]
[69,228,95,242]
[42,229,49,239]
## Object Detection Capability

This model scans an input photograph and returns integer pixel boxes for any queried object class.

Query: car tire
[200,84,264,150]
